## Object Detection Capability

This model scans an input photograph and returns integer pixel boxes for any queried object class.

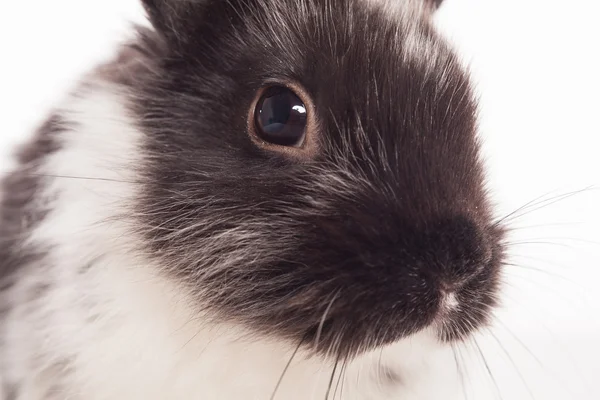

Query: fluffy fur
[0,0,506,399]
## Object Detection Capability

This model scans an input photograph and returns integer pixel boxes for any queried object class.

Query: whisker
[495,320,576,397]
[507,236,600,247]
[503,262,584,289]
[487,328,535,400]
[177,324,207,353]
[332,356,348,400]
[270,336,305,400]
[501,271,580,306]
[472,337,503,400]
[12,172,143,184]
[506,253,574,271]
[452,343,468,400]
[495,186,595,227]
[507,222,584,231]
[338,357,348,400]
[494,190,575,227]
[500,292,593,394]
[324,353,341,400]
[506,241,573,248]
[314,288,342,351]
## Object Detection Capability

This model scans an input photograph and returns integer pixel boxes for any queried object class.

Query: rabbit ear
[141,0,260,45]
[142,0,189,33]
[419,0,444,13]
[141,0,206,42]
[429,0,444,9]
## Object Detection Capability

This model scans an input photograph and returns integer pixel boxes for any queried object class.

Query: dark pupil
[254,86,307,147]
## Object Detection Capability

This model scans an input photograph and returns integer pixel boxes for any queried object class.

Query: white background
[1,1,599,399]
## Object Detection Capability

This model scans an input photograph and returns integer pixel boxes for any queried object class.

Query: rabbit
[0,0,506,399]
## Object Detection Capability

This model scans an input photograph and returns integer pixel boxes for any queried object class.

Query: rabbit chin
[1,81,462,400]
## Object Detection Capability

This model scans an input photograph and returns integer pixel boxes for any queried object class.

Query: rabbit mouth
[295,246,503,360]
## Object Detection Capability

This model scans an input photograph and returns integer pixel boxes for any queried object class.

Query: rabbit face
[133,0,505,359]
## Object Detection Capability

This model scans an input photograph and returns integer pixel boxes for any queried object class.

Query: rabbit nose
[425,216,492,288]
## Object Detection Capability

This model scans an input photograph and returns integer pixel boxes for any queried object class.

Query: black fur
[123,0,506,359]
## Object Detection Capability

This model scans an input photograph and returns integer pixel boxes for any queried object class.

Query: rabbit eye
[253,86,307,147]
